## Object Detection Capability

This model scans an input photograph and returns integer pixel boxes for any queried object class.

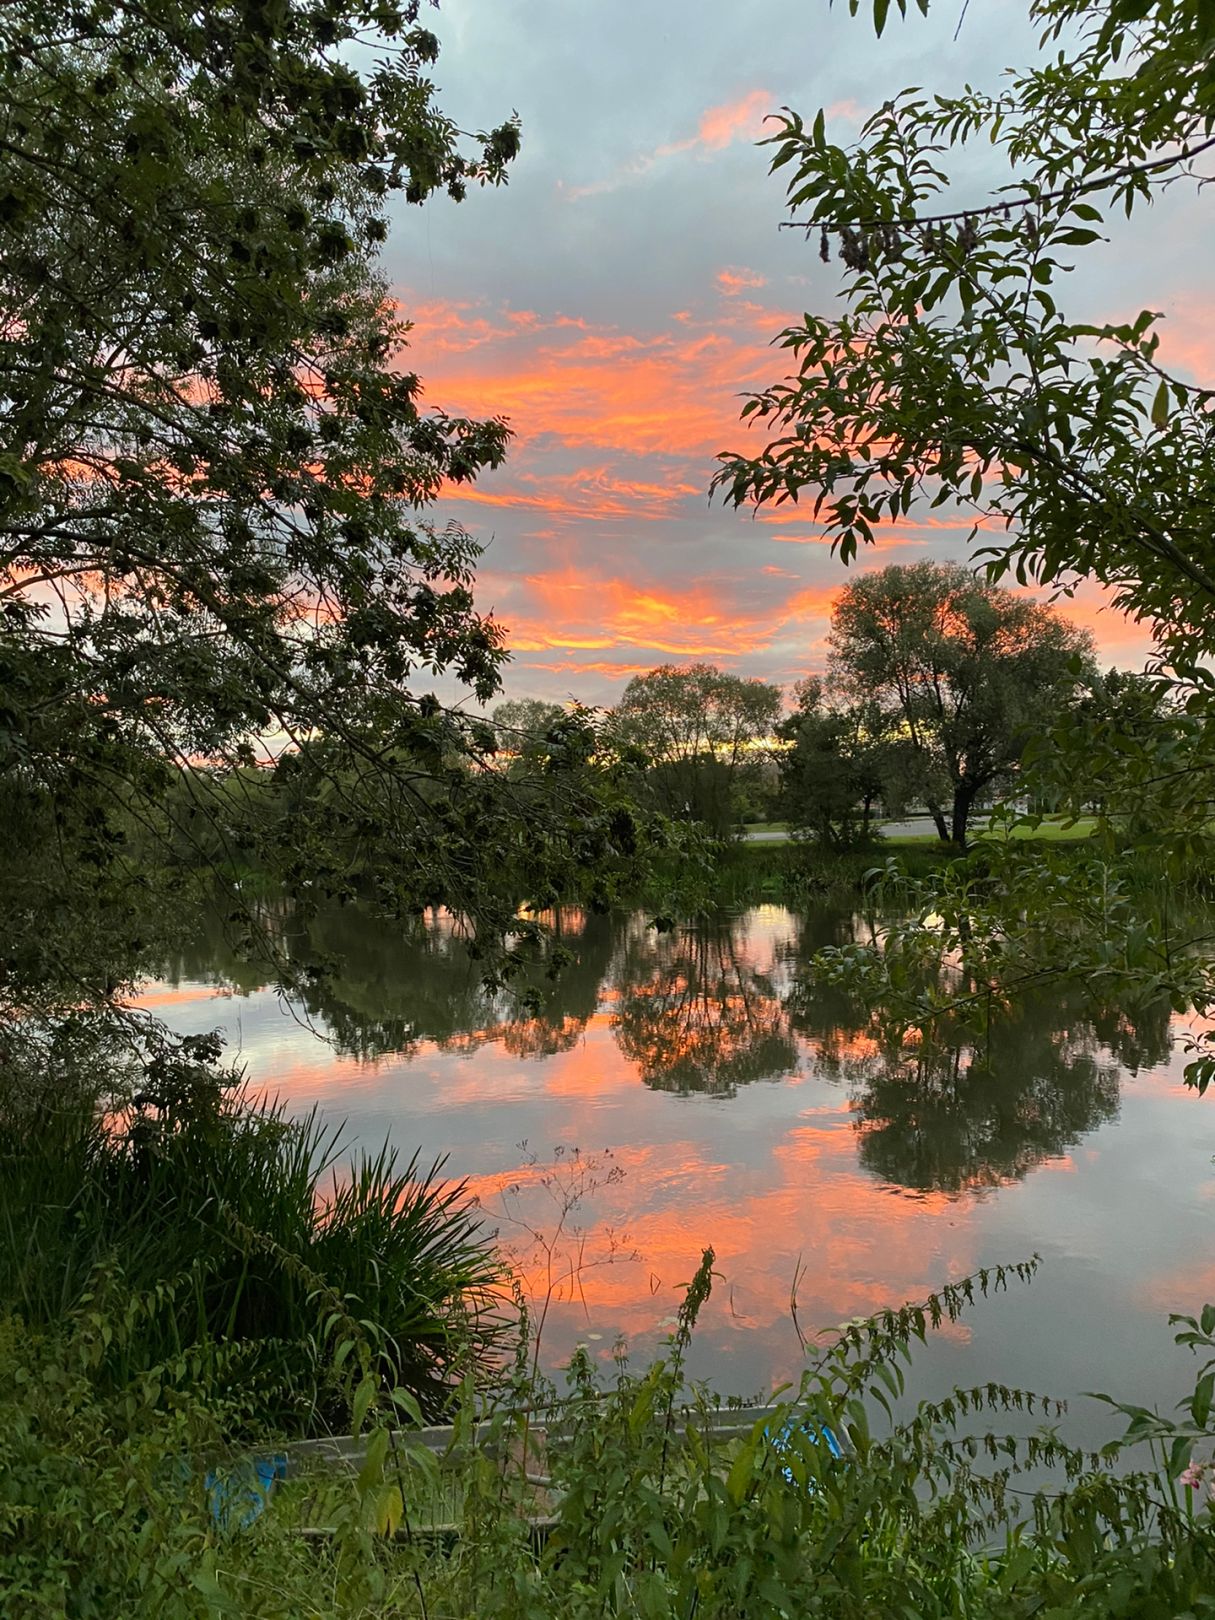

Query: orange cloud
[1108,297,1215,387]
[497,572,841,664]
[522,659,666,677]
[405,297,787,462]
[717,267,768,296]
[387,288,1152,690]
[564,88,773,200]
[1019,577,1159,664]
[445,464,703,524]
[695,89,774,151]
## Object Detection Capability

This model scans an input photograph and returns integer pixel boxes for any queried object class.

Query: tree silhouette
[160,902,618,1064]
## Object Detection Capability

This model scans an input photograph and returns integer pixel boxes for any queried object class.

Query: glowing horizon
[401,282,1163,706]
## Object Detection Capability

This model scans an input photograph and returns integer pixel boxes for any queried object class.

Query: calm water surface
[145,902,1215,1448]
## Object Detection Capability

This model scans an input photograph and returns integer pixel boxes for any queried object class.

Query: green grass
[707,816,1112,907]
[873,815,1099,847]
[978,814,1097,842]
[704,838,959,907]
[735,821,1100,856]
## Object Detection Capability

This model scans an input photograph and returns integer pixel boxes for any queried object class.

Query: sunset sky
[390,0,1212,708]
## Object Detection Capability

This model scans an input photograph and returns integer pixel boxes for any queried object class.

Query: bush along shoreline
[4,1074,1215,1617]
[0,1058,506,1441]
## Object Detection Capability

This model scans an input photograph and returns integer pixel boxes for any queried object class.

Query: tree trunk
[927,802,950,843]
[951,784,976,850]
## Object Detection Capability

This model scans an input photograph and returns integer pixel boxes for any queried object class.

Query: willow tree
[1,3,645,1060]
[610,663,782,833]
[715,0,1215,1081]
[829,563,1094,847]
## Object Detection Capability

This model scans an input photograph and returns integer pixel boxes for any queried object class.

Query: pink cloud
[695,89,774,151]
[563,88,773,201]
[386,288,1153,694]
[717,266,768,296]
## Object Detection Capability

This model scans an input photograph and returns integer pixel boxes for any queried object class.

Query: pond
[144,900,1215,1450]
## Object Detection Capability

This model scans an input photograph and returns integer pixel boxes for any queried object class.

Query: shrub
[0,1055,505,1433]
[5,1253,1215,1616]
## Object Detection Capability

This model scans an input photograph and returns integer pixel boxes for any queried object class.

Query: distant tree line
[492,561,1166,852]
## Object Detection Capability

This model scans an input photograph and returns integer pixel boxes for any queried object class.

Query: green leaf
[376,1482,404,1537]
[1193,1370,1214,1428]
[353,1373,377,1437]
[358,1424,391,1494]
[726,1436,756,1503]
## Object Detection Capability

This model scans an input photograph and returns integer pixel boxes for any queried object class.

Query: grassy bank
[740,815,1100,848]
[5,1244,1215,1617]
[696,822,1210,914]
[701,837,960,908]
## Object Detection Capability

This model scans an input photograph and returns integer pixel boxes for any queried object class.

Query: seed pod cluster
[917,216,981,256]
[818,212,987,268]
[826,221,908,269]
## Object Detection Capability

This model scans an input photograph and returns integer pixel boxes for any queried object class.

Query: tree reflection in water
[162,901,616,1063]
[609,915,798,1096]
[161,899,1177,1196]
[787,914,1173,1194]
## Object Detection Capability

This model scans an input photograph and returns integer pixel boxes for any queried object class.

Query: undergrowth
[0,1049,504,1436]
[699,840,957,909]
[5,1041,1215,1615]
[5,1248,1215,1617]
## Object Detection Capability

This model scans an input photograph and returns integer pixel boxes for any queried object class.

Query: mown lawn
[978,815,1096,842]
[738,815,1098,851]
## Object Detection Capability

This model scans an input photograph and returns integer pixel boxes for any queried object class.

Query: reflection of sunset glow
[124,984,237,1011]
[466,1126,983,1382]
[136,903,1209,1396]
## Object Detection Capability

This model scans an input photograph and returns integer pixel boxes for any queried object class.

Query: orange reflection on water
[124,984,233,1011]
[134,900,1179,1393]
[466,1118,985,1387]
